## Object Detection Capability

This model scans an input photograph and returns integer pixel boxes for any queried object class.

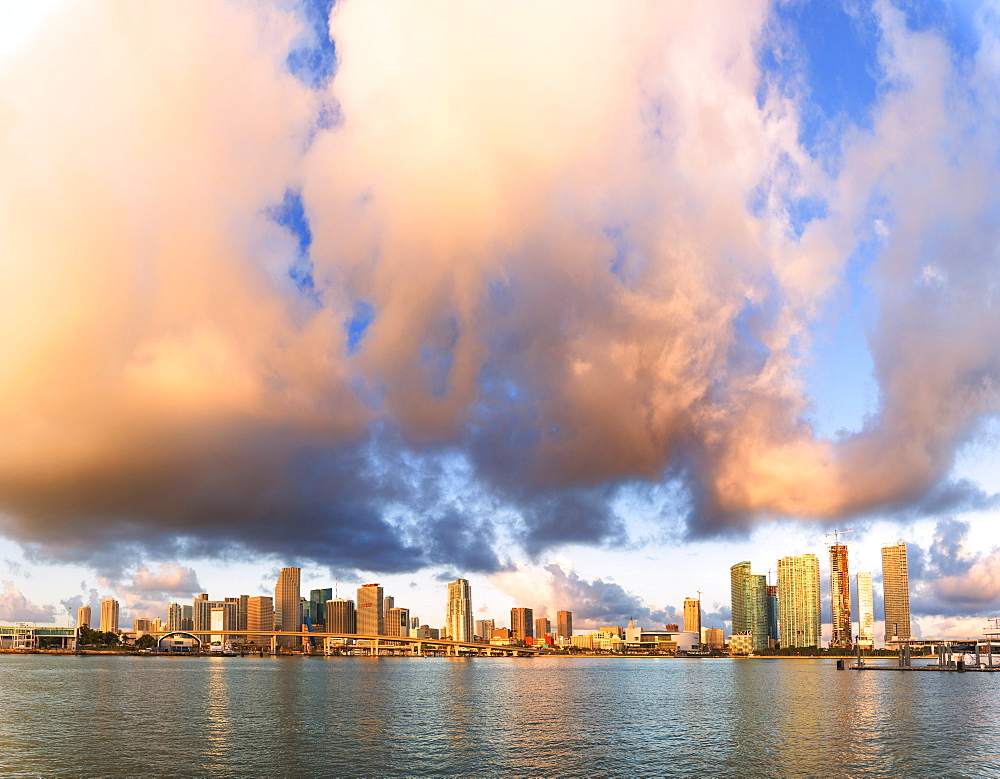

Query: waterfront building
[327,599,356,634]
[77,605,91,629]
[511,607,534,642]
[830,544,852,648]
[309,588,333,627]
[274,567,301,646]
[475,619,496,641]
[167,603,182,632]
[857,572,875,648]
[100,598,119,633]
[704,627,724,650]
[730,562,767,652]
[557,610,573,640]
[534,617,550,641]
[386,607,410,637]
[728,632,754,655]
[882,541,912,644]
[133,618,153,635]
[193,597,237,640]
[777,554,820,648]
[357,584,384,635]
[684,597,701,637]
[765,585,779,647]
[446,579,473,642]
[210,607,230,645]
[225,595,248,632]
[247,595,274,644]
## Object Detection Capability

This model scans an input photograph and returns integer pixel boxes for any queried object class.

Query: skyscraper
[247,595,274,645]
[386,607,410,637]
[830,544,852,648]
[446,578,473,642]
[326,599,356,634]
[274,567,301,634]
[100,598,119,633]
[765,585,779,647]
[357,584,384,635]
[684,597,701,636]
[557,610,573,640]
[882,541,912,644]
[730,562,767,652]
[167,603,182,632]
[475,618,496,641]
[310,588,333,627]
[511,607,534,643]
[777,554,820,648]
[534,617,550,641]
[77,605,91,629]
[856,572,875,648]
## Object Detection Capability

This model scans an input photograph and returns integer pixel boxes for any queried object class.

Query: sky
[2,0,1000,642]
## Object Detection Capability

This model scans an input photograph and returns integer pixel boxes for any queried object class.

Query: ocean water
[1,654,997,777]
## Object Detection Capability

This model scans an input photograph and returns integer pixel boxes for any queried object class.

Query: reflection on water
[1,654,999,777]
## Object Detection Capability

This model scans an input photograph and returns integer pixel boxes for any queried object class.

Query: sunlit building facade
[247,595,274,645]
[77,605,91,629]
[326,598,356,635]
[167,603,182,632]
[100,598,119,633]
[386,607,410,637]
[357,584,384,636]
[557,610,573,641]
[830,544,852,648]
[684,597,701,637]
[856,572,875,648]
[730,562,767,652]
[882,541,911,644]
[475,619,496,641]
[777,554,820,648]
[274,568,302,645]
[511,607,534,643]
[446,578,473,642]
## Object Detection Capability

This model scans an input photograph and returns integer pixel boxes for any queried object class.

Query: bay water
[1,654,997,777]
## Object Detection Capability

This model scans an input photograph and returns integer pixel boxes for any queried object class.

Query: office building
[511,607,534,642]
[857,572,875,648]
[309,588,333,627]
[167,603,182,632]
[830,544,852,648]
[704,627,724,650]
[77,606,91,629]
[882,541,912,644]
[326,599,356,634]
[247,596,274,645]
[777,554,820,648]
[225,595,248,632]
[765,585,779,647]
[557,610,573,640]
[357,584,384,635]
[274,568,302,645]
[193,597,237,640]
[446,579,473,643]
[730,562,767,652]
[684,598,701,637]
[475,619,496,641]
[181,605,193,631]
[134,618,153,635]
[534,617,550,641]
[386,607,410,637]
[100,598,119,633]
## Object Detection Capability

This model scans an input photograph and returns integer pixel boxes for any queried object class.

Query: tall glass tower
[882,542,911,644]
[274,567,301,645]
[730,562,767,652]
[856,572,875,648]
[445,578,473,642]
[777,554,820,648]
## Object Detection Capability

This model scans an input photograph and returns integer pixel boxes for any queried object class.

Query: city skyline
[2,2,1000,643]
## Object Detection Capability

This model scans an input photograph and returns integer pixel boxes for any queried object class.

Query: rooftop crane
[825,529,855,545]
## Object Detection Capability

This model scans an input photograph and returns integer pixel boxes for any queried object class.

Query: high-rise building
[167,603,182,632]
[247,596,274,645]
[446,579,473,643]
[857,572,875,649]
[274,567,302,637]
[830,544,852,648]
[730,562,767,652]
[511,607,534,642]
[534,617,551,641]
[765,585,779,647]
[134,618,153,634]
[684,597,701,637]
[557,610,573,640]
[882,541,912,644]
[704,627,724,650]
[385,607,410,637]
[777,554,820,648]
[181,605,193,631]
[384,596,395,616]
[309,588,333,627]
[193,597,237,640]
[357,584,384,636]
[475,619,496,641]
[326,599,356,634]
[225,595,249,632]
[100,598,119,633]
[77,605,91,629]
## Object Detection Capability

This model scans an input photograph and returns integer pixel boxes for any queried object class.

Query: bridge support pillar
[270,635,278,655]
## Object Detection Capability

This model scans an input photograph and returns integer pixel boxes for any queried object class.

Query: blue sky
[1,0,1000,640]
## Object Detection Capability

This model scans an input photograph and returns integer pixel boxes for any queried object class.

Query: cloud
[0,581,57,623]
[909,520,1000,617]
[0,1,998,577]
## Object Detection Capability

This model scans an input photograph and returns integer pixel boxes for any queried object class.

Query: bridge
[144,630,542,657]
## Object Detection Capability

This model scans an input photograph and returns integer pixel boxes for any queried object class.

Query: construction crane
[825,529,855,545]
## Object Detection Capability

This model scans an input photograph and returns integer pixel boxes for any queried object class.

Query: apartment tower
[511,607,534,643]
[446,578,473,642]
[100,598,119,633]
[684,597,701,637]
[77,605,91,629]
[557,610,573,641]
[730,562,767,652]
[830,544,852,648]
[776,554,820,648]
[856,572,875,648]
[882,541,912,644]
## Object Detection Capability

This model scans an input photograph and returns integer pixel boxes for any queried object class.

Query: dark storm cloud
[908,520,1000,617]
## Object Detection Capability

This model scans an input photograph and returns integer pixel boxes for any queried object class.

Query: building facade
[100,598,119,633]
[385,607,410,637]
[511,607,534,642]
[446,578,473,642]
[730,562,767,652]
[829,544,852,648]
[777,554,820,648]
[856,571,875,648]
[326,598,356,635]
[882,541,912,644]
[557,610,573,641]
[167,603,182,632]
[274,567,302,644]
[765,585,779,647]
[309,588,333,627]
[357,584,384,636]
[684,598,701,637]
[247,595,274,645]
[77,605,91,629]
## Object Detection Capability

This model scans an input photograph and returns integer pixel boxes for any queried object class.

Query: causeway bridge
[145,630,541,657]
